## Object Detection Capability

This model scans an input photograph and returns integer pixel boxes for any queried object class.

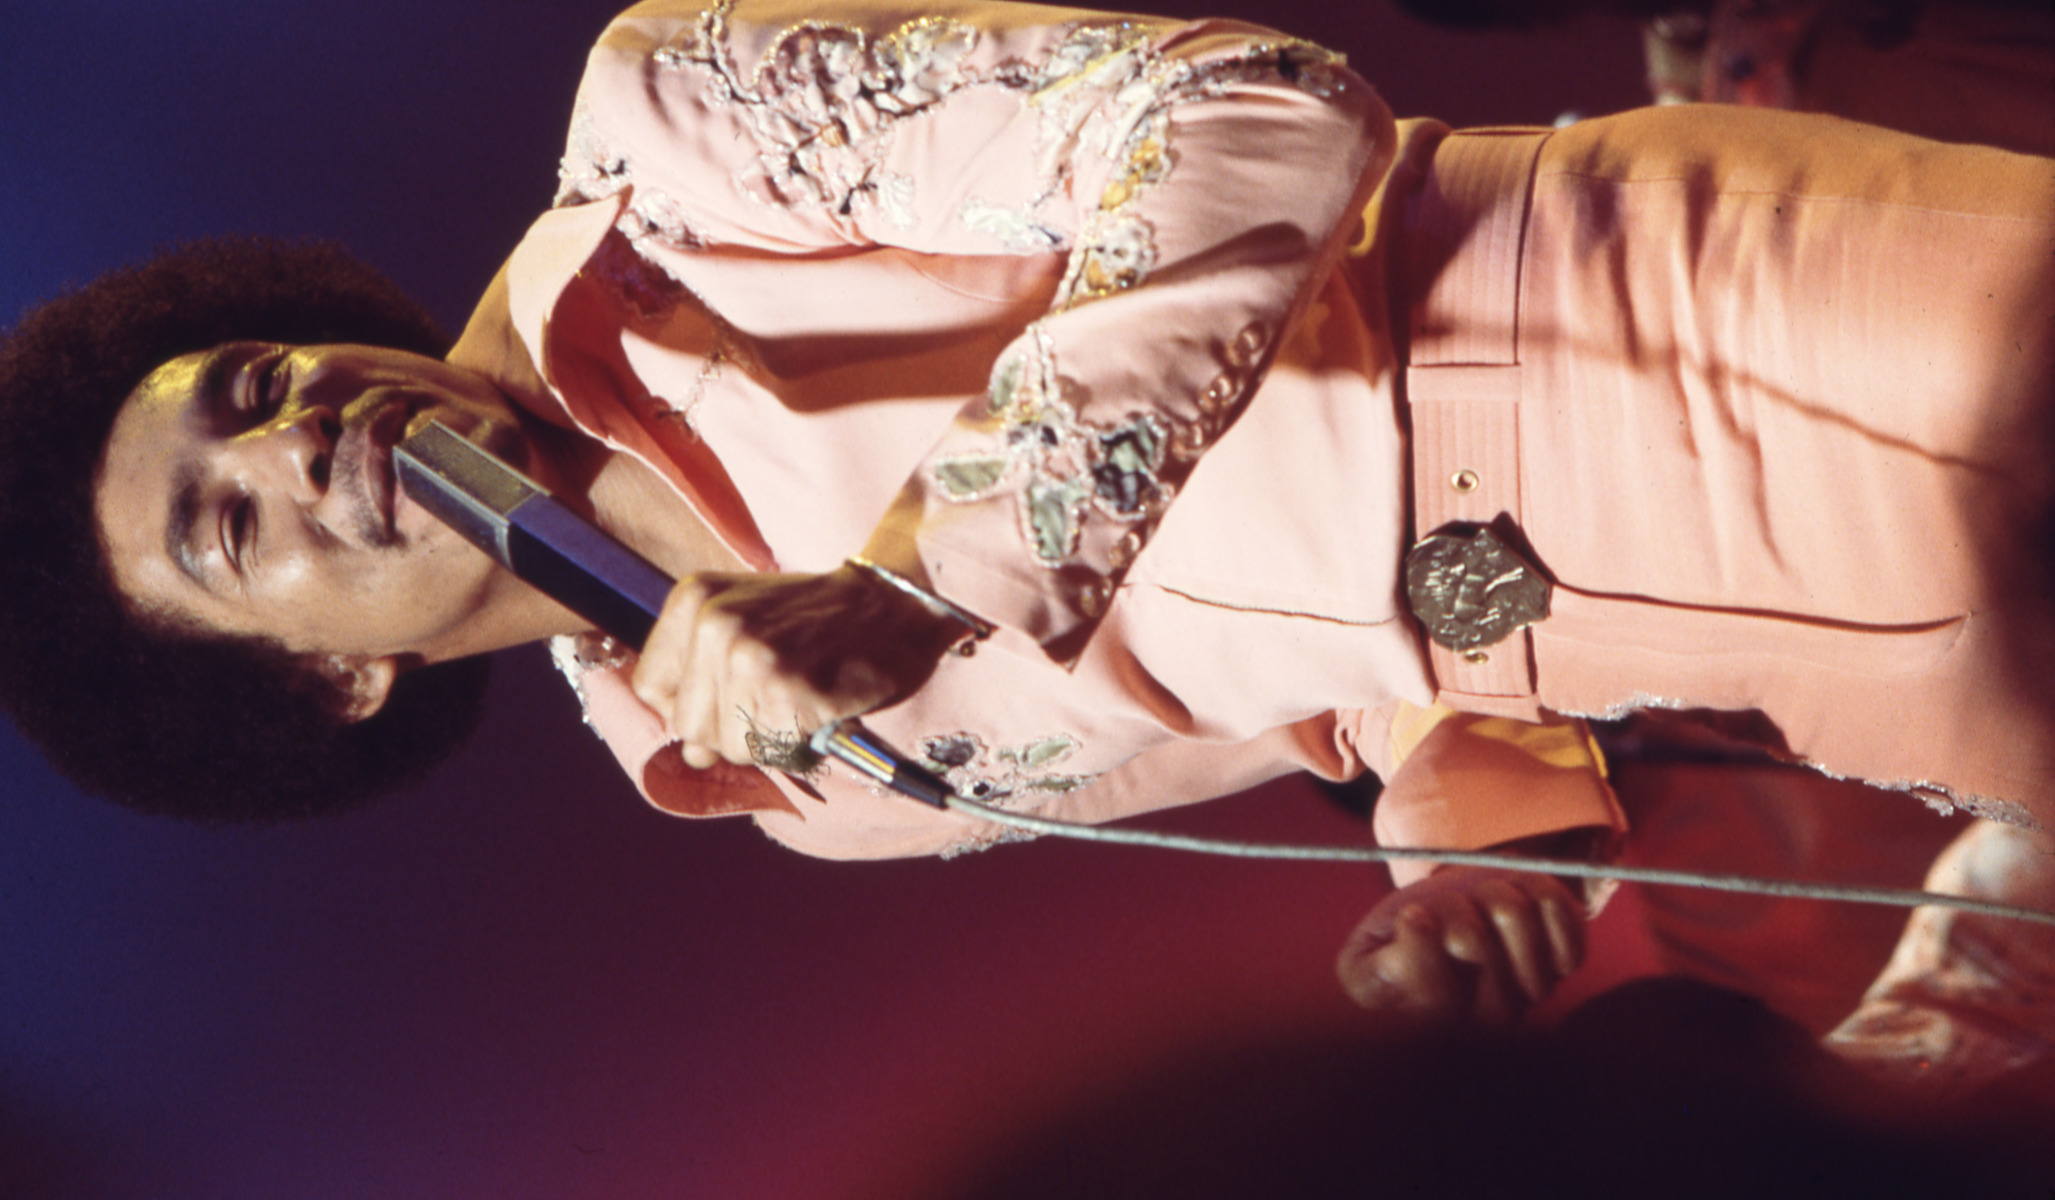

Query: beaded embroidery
[916,730,1095,805]
[1044,38,1348,311]
[548,633,637,738]
[938,825,1043,858]
[932,327,1177,565]
[647,1,986,221]
[557,2,1348,582]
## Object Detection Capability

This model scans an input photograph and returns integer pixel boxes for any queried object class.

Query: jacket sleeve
[558,0,1397,660]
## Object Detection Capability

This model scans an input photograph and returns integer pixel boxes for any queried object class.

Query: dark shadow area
[923,979,2051,1200]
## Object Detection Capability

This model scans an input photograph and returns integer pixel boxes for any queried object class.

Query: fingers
[631,572,905,770]
[1470,878,1551,1007]
[630,577,710,742]
[1540,887,1586,980]
[1336,905,1467,1019]
[631,578,781,768]
[1338,868,1591,1027]
[1434,894,1525,1025]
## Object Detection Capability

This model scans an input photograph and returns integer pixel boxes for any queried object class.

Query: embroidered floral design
[916,731,1094,805]
[559,3,1345,581]
[1030,22,1154,97]
[643,0,984,221]
[1024,476,1093,562]
[1059,210,1158,304]
[1043,37,1347,311]
[934,329,1176,565]
[1089,414,1169,515]
[557,98,714,250]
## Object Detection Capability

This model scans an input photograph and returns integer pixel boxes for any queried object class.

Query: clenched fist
[1336,866,1586,1026]
[631,565,970,770]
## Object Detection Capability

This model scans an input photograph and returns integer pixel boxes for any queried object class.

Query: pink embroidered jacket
[446,0,1625,866]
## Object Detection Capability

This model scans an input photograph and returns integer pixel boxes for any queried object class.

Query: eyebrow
[159,345,244,592]
[166,461,211,590]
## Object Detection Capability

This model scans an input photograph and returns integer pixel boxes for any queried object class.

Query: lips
[343,396,414,538]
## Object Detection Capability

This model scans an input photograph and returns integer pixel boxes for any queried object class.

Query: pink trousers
[1396,106,2055,829]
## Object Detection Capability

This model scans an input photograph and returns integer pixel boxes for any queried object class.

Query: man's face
[95,342,531,667]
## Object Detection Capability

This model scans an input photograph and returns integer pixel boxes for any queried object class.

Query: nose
[225,404,339,504]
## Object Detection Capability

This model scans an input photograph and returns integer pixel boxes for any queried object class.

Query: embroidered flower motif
[557,100,713,250]
[877,171,919,228]
[916,731,1094,806]
[1056,211,1158,306]
[1042,38,1348,312]
[873,16,982,109]
[643,0,983,221]
[933,330,1174,565]
[1031,22,1153,95]
[566,4,1345,585]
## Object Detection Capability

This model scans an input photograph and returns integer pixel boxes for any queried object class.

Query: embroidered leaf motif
[920,733,985,770]
[915,731,1093,808]
[957,197,1064,252]
[1091,417,1166,515]
[1025,775,1091,793]
[1002,735,1079,768]
[1026,477,1088,563]
[935,455,1011,497]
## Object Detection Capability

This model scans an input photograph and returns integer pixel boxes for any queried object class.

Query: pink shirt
[449,0,1624,865]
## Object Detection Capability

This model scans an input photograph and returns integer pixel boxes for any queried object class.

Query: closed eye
[224,493,255,573]
[241,347,290,421]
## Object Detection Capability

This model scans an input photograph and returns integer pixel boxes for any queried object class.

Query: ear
[314,654,401,723]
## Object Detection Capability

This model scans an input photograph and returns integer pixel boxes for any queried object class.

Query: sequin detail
[559,3,1344,581]
[548,633,637,738]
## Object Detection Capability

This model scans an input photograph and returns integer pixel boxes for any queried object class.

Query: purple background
[0,3,1647,1196]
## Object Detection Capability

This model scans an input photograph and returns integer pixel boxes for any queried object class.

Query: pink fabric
[452,0,2055,864]
[466,0,1493,861]
[1495,108,2055,828]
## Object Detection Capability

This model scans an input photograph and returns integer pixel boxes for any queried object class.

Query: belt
[1399,127,1552,721]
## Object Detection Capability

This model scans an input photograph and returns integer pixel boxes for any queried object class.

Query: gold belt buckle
[1404,524,1552,652]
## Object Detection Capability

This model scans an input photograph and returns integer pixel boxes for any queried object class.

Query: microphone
[393,421,955,808]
